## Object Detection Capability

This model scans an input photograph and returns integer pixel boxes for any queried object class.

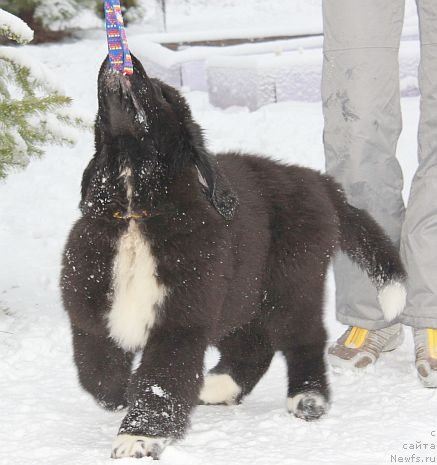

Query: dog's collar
[112,210,149,220]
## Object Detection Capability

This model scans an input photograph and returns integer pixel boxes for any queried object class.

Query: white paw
[199,373,241,405]
[378,282,407,321]
[111,434,170,459]
[287,391,328,421]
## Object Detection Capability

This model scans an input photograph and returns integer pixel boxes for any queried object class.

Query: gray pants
[322,0,437,329]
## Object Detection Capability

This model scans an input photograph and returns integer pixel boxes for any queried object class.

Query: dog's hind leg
[199,320,274,405]
[71,325,133,410]
[275,302,330,422]
[280,291,330,421]
[268,244,331,421]
[283,336,330,422]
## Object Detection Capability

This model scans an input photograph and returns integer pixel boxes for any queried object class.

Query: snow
[0,8,34,44]
[128,36,322,70]
[207,39,421,109]
[206,49,323,110]
[0,47,66,95]
[127,35,325,93]
[125,0,323,38]
[127,36,419,109]
[141,25,322,45]
[43,113,82,145]
[0,1,435,464]
[33,0,78,32]
[126,22,421,108]
[151,385,168,398]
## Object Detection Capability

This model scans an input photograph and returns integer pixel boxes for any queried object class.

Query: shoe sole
[418,374,437,388]
[328,327,404,371]
[416,361,437,388]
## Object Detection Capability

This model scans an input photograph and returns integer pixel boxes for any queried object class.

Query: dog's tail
[325,177,407,322]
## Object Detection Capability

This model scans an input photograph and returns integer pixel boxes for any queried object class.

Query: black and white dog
[61,54,406,459]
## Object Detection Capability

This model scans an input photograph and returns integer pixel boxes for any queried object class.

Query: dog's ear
[187,122,238,220]
[194,148,238,220]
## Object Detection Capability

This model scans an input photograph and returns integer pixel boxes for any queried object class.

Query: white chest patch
[107,220,167,352]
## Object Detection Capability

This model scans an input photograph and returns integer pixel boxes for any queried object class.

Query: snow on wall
[142,25,322,45]
[182,60,208,91]
[207,40,420,110]
[131,36,420,111]
[130,35,324,92]
[138,56,182,88]
[207,58,271,111]
[130,39,182,88]
[207,49,323,110]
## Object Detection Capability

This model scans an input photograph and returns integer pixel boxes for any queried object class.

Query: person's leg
[322,0,406,330]
[400,0,437,387]
[401,0,437,329]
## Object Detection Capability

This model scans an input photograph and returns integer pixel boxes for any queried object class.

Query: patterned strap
[104,0,133,75]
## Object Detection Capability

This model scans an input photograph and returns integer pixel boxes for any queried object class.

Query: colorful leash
[104,0,133,75]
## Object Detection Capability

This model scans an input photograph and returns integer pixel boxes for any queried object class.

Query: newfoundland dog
[60,54,406,459]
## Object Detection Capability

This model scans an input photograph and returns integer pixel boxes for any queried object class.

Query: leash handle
[104,0,133,75]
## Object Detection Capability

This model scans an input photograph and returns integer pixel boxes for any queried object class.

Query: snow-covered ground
[1,1,436,464]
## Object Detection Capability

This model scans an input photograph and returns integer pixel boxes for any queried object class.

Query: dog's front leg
[71,325,133,410]
[111,325,206,460]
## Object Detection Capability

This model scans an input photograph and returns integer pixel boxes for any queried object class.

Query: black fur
[60,54,406,456]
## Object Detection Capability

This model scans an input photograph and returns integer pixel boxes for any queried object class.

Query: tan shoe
[328,324,404,370]
[414,328,437,388]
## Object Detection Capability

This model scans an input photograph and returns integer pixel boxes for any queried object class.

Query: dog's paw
[287,391,329,422]
[199,373,241,405]
[111,434,170,460]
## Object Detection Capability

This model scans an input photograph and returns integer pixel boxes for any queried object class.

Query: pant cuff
[336,310,399,331]
[400,314,437,329]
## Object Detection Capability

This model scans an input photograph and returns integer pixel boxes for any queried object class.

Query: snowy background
[1,1,436,464]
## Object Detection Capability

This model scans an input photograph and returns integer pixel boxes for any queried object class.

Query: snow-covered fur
[60,54,406,459]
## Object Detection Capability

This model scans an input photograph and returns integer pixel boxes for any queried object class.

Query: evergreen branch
[0,8,34,44]
[1,58,35,97]
[0,24,29,44]
[0,95,71,122]
[0,75,11,99]
[0,7,91,180]
[0,50,63,97]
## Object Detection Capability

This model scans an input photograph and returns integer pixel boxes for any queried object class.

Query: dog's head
[81,53,237,220]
